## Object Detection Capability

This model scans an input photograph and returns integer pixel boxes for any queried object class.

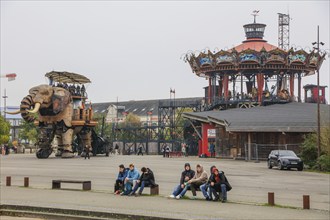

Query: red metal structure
[304,84,327,104]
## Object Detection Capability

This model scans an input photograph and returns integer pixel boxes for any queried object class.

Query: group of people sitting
[114,163,158,197]
[169,163,231,202]
[114,162,231,202]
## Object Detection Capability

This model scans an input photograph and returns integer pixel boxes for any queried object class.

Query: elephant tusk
[27,102,41,114]
[5,109,22,115]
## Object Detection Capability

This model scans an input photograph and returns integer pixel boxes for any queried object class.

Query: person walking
[137,146,143,156]
[84,146,90,159]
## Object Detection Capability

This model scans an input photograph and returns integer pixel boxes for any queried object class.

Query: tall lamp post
[0,73,17,118]
[312,25,325,159]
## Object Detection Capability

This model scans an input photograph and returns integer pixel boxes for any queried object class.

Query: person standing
[209,142,215,158]
[165,145,171,158]
[181,143,186,157]
[137,145,143,156]
[84,146,90,159]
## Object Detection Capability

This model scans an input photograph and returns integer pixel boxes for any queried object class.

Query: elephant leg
[61,128,74,158]
[36,125,54,159]
[55,134,64,157]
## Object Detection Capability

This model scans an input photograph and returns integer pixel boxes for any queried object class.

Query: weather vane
[251,10,260,23]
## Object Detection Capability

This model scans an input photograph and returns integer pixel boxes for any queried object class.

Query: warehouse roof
[92,97,203,116]
[183,102,330,133]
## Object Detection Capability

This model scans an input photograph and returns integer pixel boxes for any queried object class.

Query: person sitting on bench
[208,167,231,202]
[121,163,140,196]
[115,164,128,195]
[169,163,195,199]
[187,164,208,199]
[129,167,157,196]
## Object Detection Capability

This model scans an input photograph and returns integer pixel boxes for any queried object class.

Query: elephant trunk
[20,95,37,122]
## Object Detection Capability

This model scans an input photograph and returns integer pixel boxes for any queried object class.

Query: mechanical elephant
[8,84,92,158]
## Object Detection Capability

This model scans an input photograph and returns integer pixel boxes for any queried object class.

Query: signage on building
[207,129,216,137]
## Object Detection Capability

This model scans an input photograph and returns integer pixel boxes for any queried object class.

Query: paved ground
[0,154,329,219]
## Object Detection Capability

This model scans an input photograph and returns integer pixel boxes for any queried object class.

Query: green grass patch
[261,203,301,210]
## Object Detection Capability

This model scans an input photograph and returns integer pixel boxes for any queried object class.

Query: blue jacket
[117,168,129,182]
[126,168,140,181]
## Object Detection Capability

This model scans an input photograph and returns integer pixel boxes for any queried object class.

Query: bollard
[268,192,275,206]
[24,177,29,187]
[303,195,310,209]
[6,176,11,186]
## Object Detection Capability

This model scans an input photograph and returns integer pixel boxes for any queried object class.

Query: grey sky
[1,0,329,107]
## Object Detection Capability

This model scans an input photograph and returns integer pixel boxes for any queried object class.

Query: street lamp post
[2,89,8,119]
[0,73,17,117]
[312,25,325,159]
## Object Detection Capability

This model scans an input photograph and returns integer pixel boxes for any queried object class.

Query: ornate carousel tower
[184,13,326,110]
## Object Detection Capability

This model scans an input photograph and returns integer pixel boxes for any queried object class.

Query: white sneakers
[169,194,182,199]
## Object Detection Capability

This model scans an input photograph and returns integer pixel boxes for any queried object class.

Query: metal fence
[244,143,302,161]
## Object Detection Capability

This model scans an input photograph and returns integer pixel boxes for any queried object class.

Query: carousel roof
[184,17,326,77]
[231,38,279,52]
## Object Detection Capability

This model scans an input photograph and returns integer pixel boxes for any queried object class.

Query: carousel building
[183,16,328,159]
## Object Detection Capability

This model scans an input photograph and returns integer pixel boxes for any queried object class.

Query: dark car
[267,150,303,171]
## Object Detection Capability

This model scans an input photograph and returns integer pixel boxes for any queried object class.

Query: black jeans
[190,182,203,196]
[115,179,124,191]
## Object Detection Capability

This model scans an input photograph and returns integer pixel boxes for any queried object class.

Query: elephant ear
[52,88,72,114]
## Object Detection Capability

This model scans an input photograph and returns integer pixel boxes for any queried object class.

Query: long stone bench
[52,180,91,191]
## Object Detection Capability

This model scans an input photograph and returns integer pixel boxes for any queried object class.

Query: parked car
[267,150,303,171]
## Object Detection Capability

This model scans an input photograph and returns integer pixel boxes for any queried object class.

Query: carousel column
[257,73,264,103]
[223,74,229,100]
[298,73,302,102]
[212,75,217,103]
[218,77,223,100]
[232,75,236,100]
[240,72,244,99]
[208,76,212,104]
[290,73,295,101]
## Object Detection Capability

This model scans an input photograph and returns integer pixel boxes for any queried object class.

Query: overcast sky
[1,0,329,107]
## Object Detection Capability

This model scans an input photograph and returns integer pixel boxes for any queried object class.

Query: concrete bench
[114,184,159,195]
[52,180,91,191]
[146,185,159,195]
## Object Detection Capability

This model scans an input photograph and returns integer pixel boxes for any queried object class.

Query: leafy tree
[301,125,330,171]
[0,115,10,144]
[18,120,38,144]
[122,113,141,127]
